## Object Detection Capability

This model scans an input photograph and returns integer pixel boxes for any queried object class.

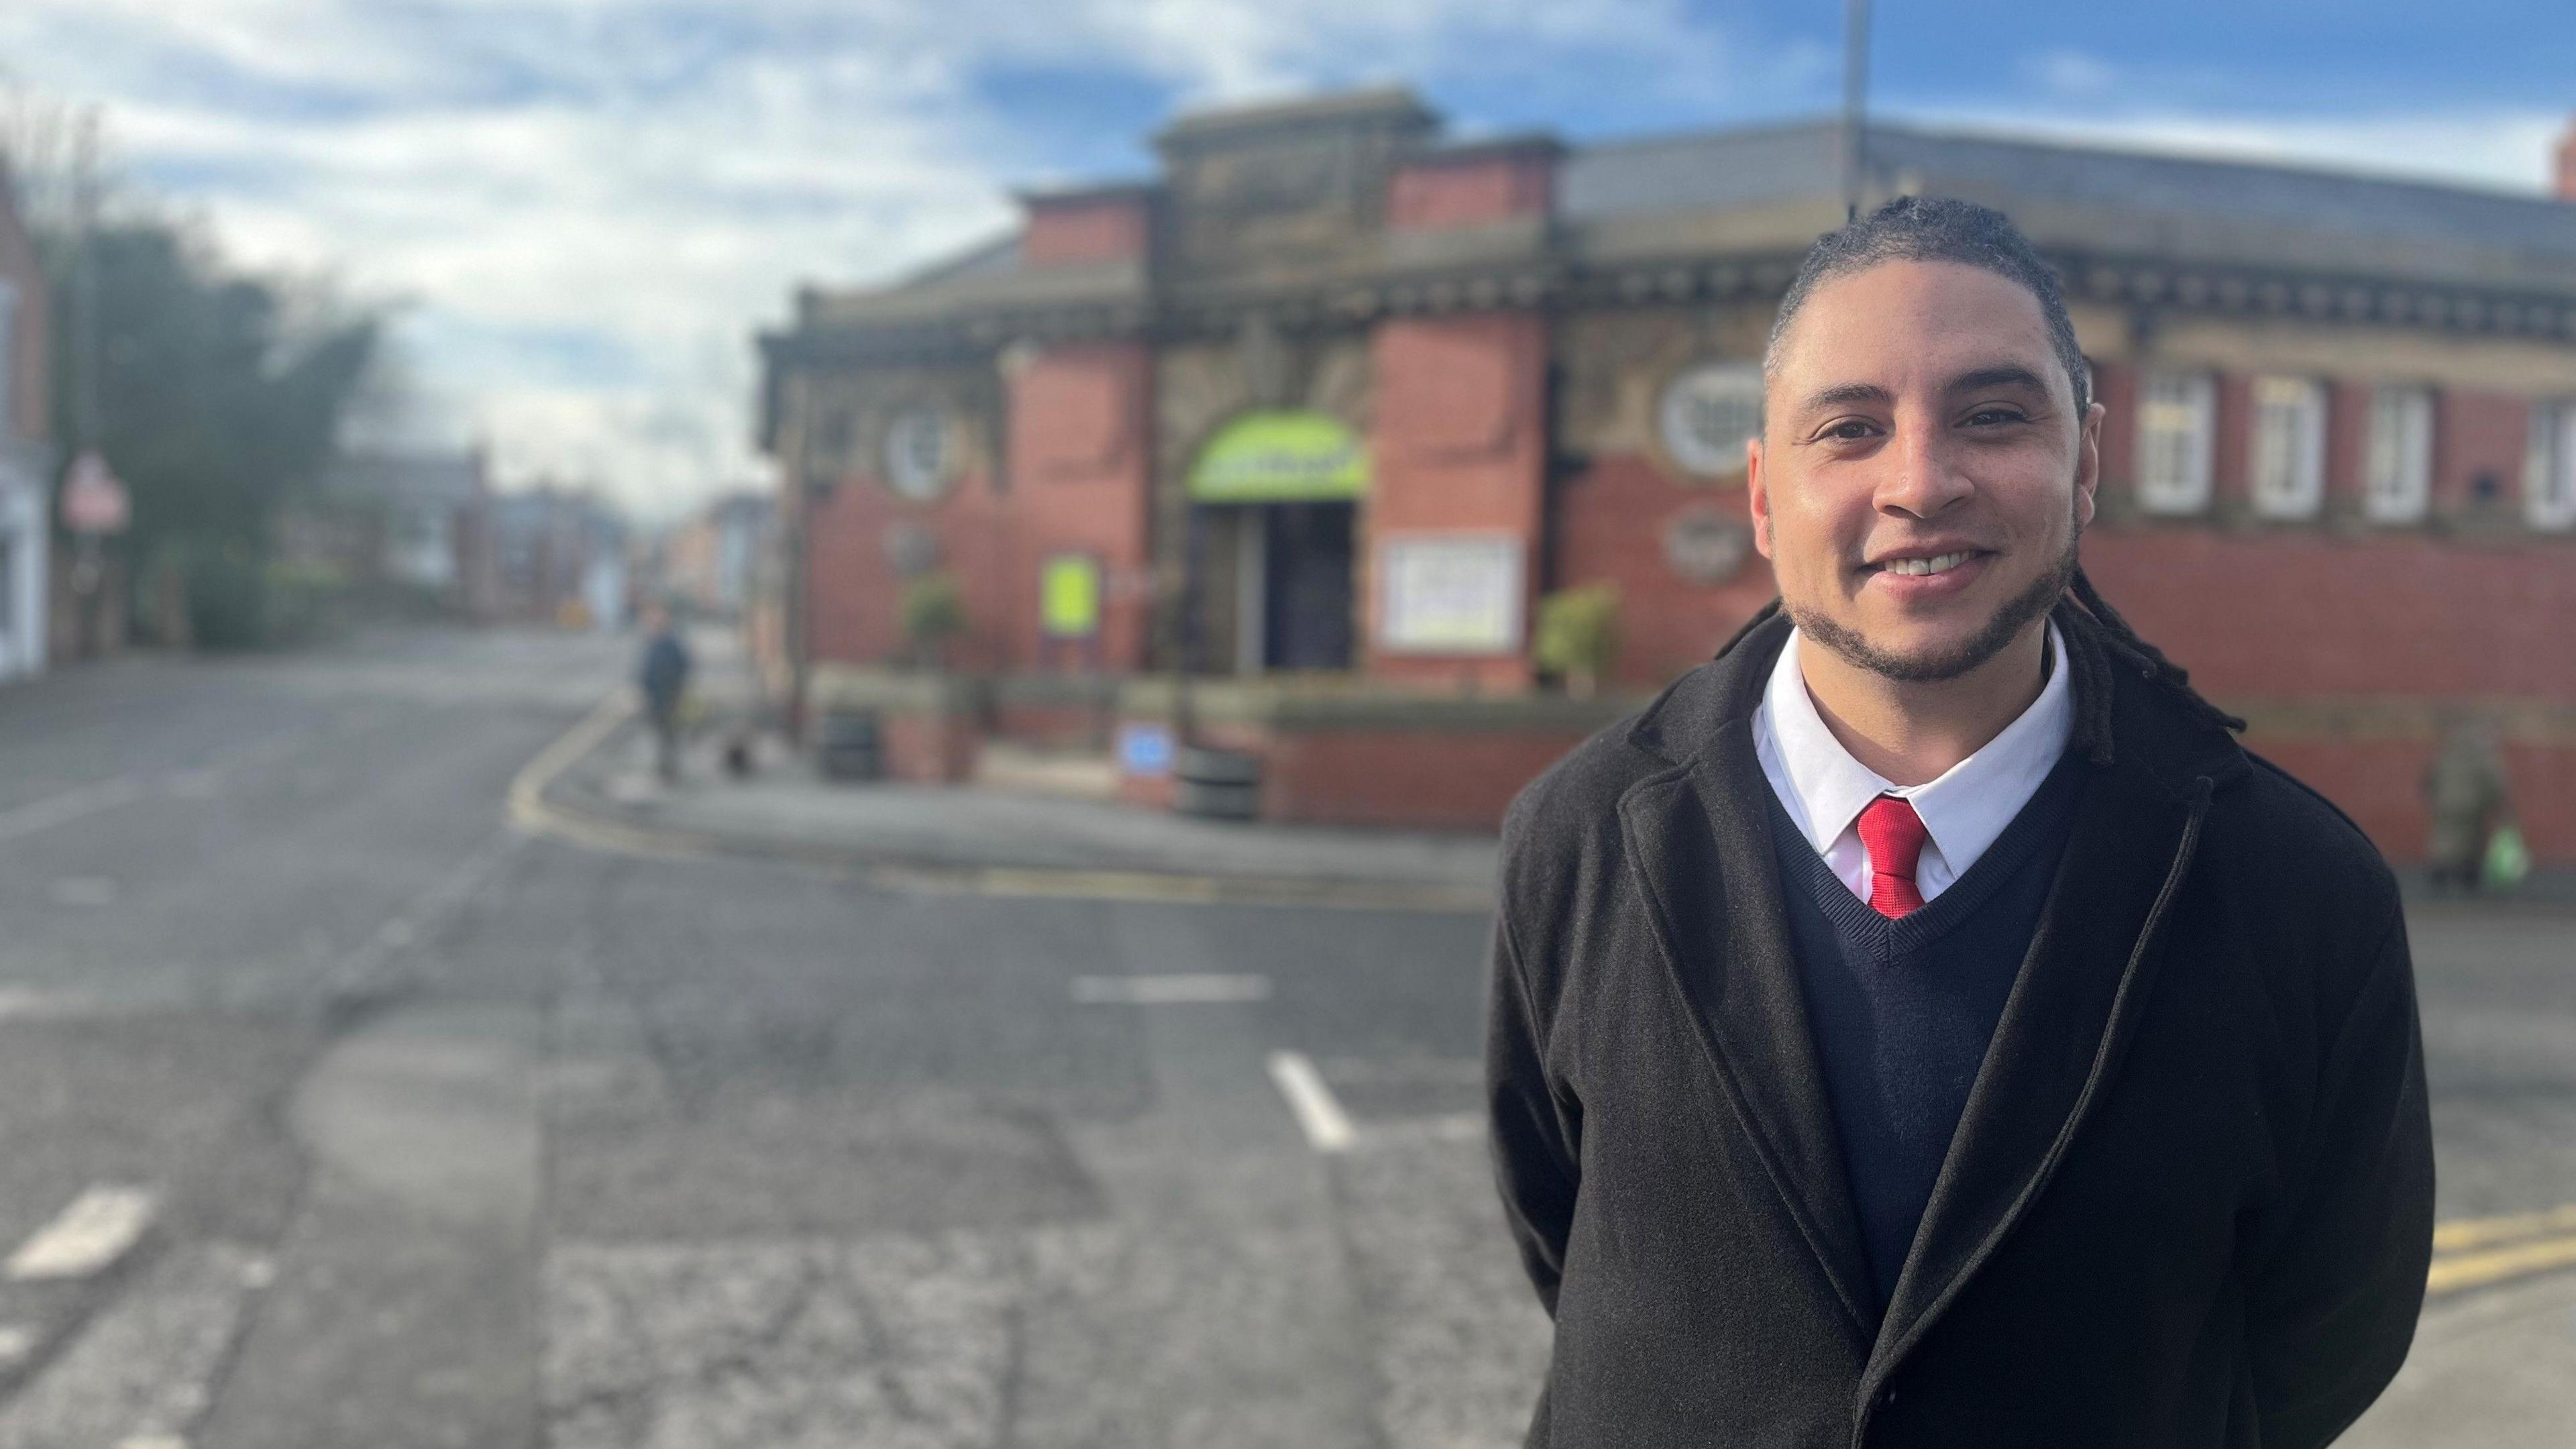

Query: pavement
[522,635,1501,912]
[0,625,2566,1448]
[528,631,2576,919]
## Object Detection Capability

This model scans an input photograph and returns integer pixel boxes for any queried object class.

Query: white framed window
[2364,386,2434,524]
[2526,400,2576,531]
[2249,376,2326,519]
[2135,370,2215,515]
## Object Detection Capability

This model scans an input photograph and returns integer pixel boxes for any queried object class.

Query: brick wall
[2251,738,2576,868]
[2212,372,2255,509]
[2324,379,2375,508]
[1022,194,1151,268]
[1550,453,1778,686]
[2091,360,2137,490]
[2433,388,2528,516]
[802,466,1011,672]
[1386,148,1554,231]
[1005,342,1155,672]
[2083,525,2576,863]
[1258,727,1593,830]
[1364,313,1551,689]
[2088,504,2575,702]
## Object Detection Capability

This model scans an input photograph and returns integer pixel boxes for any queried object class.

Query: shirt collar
[1760,621,2074,869]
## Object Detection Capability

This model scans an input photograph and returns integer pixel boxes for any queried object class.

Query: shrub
[164,541,351,650]
[1533,584,1621,698]
[900,571,967,667]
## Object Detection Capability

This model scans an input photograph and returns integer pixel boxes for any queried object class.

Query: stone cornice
[2052,250,2576,343]
[763,242,2576,373]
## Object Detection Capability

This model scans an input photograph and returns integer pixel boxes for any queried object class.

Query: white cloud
[2021,50,2118,102]
[7,0,1739,521]
[4,1,2557,523]
[1922,107,2563,198]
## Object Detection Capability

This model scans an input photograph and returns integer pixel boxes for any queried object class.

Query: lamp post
[1841,0,1872,221]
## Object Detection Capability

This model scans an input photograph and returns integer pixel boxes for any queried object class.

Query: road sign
[60,451,130,535]
[1117,722,1174,778]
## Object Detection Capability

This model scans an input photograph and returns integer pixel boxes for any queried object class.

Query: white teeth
[1884,551,1970,577]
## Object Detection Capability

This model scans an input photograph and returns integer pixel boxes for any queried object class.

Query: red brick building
[759,91,2576,863]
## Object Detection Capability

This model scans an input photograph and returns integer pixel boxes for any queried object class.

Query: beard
[1789,531,2078,684]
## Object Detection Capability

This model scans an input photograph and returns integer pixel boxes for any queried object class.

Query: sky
[1,0,2567,523]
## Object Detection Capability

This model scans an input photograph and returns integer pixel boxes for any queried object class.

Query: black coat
[638,631,690,714]
[1486,602,2432,1448]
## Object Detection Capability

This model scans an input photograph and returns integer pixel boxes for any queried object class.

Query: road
[0,629,2565,1448]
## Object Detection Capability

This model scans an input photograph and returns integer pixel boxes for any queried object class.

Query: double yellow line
[2426,1204,2576,1297]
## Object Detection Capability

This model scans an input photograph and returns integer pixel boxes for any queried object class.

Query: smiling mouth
[1869,550,1986,578]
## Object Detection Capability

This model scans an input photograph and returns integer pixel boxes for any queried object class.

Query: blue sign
[1117,722,1175,778]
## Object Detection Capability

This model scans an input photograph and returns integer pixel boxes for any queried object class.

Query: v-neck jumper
[1767,750,2088,1312]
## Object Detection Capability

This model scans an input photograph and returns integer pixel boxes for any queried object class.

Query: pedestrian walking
[1487,198,2432,1447]
[2422,717,2509,896]
[636,602,691,785]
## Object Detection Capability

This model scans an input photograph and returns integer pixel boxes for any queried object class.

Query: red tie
[1856,795,1930,918]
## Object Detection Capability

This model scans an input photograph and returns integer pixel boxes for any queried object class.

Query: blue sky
[1,0,2566,519]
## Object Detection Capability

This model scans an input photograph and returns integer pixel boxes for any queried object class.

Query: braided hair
[2068,566,2246,738]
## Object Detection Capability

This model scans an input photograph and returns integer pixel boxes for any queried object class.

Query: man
[637,602,690,784]
[2422,717,2508,895]
[1487,197,2431,1447]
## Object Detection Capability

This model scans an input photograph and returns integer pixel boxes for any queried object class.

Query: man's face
[1748,260,2101,682]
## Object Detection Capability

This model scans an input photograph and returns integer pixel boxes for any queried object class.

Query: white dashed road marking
[5,1185,158,1282]
[1071,973,1273,1005]
[0,778,147,844]
[325,828,521,998]
[0,989,104,1024]
[0,1242,269,1449]
[1267,1051,1358,1153]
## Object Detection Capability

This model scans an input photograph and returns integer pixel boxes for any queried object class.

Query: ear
[2073,400,2104,530]
[1748,437,1776,559]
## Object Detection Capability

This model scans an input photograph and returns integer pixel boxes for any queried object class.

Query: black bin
[1173,745,1260,820]
[818,710,881,782]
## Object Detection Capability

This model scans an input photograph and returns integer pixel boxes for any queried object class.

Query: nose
[1874,415,1974,519]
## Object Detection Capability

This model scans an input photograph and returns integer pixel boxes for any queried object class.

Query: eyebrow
[1794,362,2057,418]
[1796,382,1894,413]
[1945,364,2051,395]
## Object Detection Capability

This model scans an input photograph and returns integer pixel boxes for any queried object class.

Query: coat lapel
[1617,622,1878,1342]
[1862,616,2224,1389]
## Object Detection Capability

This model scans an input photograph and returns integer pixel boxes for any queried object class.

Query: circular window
[1657,361,1764,479]
[882,409,955,501]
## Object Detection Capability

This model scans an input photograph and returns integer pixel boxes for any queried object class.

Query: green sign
[1040,553,1101,638]
[1186,411,1369,502]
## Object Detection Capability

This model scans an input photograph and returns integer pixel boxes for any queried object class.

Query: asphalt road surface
[0,629,2566,1448]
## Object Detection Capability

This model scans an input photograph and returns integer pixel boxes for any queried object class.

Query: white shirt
[1753,623,2073,905]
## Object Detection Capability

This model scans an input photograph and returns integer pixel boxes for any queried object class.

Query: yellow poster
[1040,554,1101,638]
